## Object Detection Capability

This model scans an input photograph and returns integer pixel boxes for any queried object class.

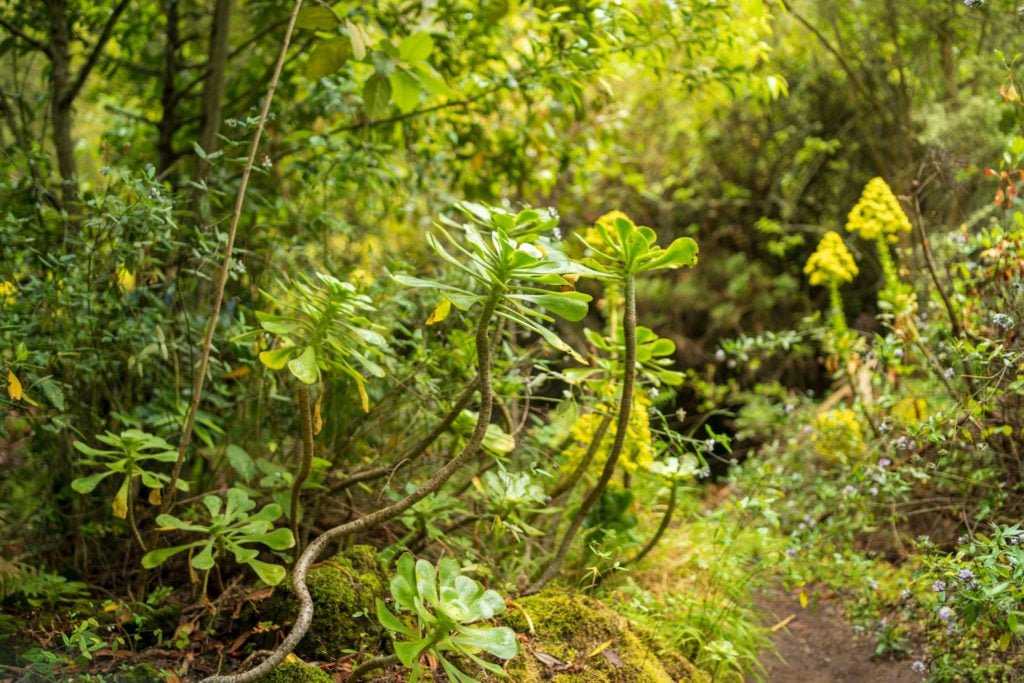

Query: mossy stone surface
[264,544,389,659]
[254,661,333,683]
[498,589,709,683]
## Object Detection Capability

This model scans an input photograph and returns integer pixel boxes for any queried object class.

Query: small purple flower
[894,348,904,358]
[944,367,956,380]
[938,606,954,621]
[715,349,726,362]
[878,457,892,468]
[964,1,984,10]
[958,569,974,582]
[842,485,857,496]
[932,579,946,592]
[912,660,926,674]
[993,313,1015,330]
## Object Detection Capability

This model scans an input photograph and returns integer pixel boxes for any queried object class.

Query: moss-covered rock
[498,589,709,683]
[263,544,389,659]
[254,661,333,683]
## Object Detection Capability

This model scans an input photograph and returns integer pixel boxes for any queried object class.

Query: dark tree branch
[64,0,132,106]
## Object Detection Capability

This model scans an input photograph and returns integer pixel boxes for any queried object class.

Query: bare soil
[747,587,921,683]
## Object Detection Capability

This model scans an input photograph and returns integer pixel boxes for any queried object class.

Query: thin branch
[160,0,302,517]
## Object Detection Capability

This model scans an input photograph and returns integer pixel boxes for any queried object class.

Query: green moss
[254,661,333,683]
[497,589,709,683]
[263,544,389,659]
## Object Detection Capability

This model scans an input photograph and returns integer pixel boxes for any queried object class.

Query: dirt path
[746,588,921,683]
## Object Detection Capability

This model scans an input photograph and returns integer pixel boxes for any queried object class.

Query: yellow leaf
[798,589,808,608]
[588,639,614,658]
[356,379,369,413]
[426,298,451,325]
[148,487,162,505]
[313,391,324,435]
[7,370,22,400]
[112,484,129,519]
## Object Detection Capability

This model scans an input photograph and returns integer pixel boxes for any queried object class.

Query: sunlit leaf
[295,5,339,30]
[399,32,434,62]
[259,346,294,370]
[390,69,422,113]
[288,346,319,384]
[363,73,392,119]
[6,370,22,400]
[426,298,451,325]
[306,37,350,79]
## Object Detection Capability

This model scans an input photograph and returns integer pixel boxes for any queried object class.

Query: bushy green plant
[376,553,518,682]
[142,487,294,595]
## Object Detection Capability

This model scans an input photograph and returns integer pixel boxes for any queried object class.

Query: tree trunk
[192,0,233,226]
[46,0,80,215]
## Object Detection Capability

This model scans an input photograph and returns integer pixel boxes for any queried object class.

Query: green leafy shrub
[376,553,518,682]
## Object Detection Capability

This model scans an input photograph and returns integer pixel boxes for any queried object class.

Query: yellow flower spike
[804,231,858,287]
[0,280,15,306]
[845,177,912,243]
[116,264,137,293]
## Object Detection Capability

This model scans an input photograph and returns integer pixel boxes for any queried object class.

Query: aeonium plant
[376,553,518,682]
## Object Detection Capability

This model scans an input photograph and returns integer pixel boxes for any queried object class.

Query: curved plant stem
[625,476,678,567]
[546,409,614,501]
[159,0,302,519]
[292,384,315,560]
[198,292,500,683]
[348,654,400,681]
[527,275,637,594]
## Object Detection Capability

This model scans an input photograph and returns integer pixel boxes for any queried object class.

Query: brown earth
[747,588,922,683]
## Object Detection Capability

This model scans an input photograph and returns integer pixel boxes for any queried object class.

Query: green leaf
[140,544,197,569]
[154,513,204,532]
[306,37,351,79]
[71,470,114,494]
[415,559,439,609]
[258,527,296,551]
[453,624,519,660]
[247,558,287,586]
[288,346,319,384]
[640,237,699,271]
[37,377,65,411]
[363,73,392,120]
[72,441,119,457]
[191,543,216,570]
[295,5,339,30]
[226,444,257,482]
[399,32,434,62]
[508,292,590,322]
[390,69,422,114]
[377,599,416,638]
[395,637,433,667]
[256,312,303,336]
[346,19,370,60]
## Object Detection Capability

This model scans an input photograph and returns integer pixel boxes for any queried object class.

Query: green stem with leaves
[528,274,637,594]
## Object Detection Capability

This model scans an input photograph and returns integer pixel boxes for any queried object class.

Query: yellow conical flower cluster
[845,177,912,243]
[804,230,858,287]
